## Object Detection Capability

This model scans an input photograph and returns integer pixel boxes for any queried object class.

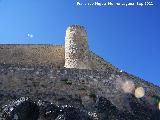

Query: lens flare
[135,87,145,98]
[158,102,160,110]
[27,34,34,38]
[122,80,135,93]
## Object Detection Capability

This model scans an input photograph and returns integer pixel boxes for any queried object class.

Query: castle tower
[64,25,90,69]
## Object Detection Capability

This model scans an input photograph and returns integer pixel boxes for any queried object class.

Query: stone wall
[0,44,65,68]
[89,51,119,71]
[0,44,121,71]
[63,25,120,71]
[64,25,90,69]
[0,25,126,71]
[0,63,159,110]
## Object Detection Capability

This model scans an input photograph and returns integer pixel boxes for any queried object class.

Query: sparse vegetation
[61,78,68,82]
[89,93,97,100]
[65,80,72,85]
[61,78,72,85]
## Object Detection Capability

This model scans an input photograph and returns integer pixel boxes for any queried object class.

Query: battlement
[65,25,87,39]
[67,25,86,31]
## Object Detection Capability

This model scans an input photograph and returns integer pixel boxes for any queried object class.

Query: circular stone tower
[64,25,90,69]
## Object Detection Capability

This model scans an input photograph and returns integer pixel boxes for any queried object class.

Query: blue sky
[0,0,159,86]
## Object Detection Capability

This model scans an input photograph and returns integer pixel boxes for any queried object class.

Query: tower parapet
[64,25,90,69]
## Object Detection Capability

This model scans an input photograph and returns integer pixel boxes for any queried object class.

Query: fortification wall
[0,45,65,68]
[64,25,119,71]
[0,64,159,110]
[0,44,120,71]
[89,51,119,71]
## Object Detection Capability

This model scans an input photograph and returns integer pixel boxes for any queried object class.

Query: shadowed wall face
[0,45,65,67]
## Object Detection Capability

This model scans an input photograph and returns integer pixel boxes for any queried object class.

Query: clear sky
[0,0,159,86]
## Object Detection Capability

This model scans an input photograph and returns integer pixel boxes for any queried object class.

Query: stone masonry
[0,25,118,71]
[64,25,90,69]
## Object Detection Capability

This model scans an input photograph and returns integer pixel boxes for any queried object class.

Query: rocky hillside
[0,63,160,120]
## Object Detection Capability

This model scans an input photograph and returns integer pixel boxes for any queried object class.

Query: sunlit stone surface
[135,87,145,98]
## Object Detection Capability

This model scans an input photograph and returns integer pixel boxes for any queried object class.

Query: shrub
[89,93,97,100]
[61,78,72,85]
